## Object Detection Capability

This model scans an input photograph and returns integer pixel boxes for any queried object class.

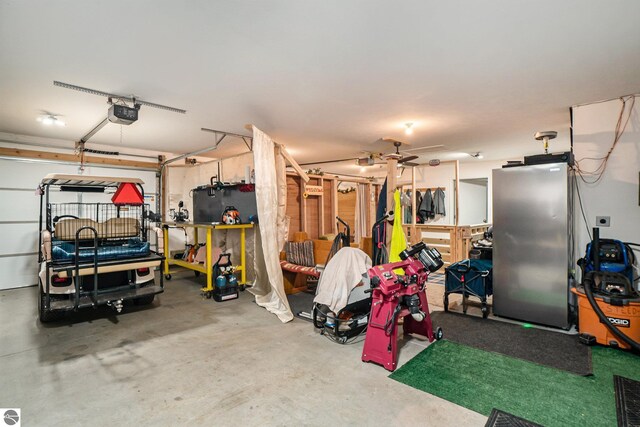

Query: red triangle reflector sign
[112,183,144,205]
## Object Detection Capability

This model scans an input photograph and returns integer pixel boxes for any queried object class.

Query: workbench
[162,222,253,296]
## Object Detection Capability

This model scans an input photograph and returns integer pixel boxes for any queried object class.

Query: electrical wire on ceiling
[574,95,636,185]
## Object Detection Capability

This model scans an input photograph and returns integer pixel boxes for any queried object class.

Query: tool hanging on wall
[169,201,189,223]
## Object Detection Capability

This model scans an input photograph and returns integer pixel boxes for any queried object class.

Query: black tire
[165,274,172,280]
[443,295,449,312]
[194,271,200,277]
[481,304,489,319]
[134,294,155,306]
[239,284,245,292]
[435,327,444,340]
[38,290,64,323]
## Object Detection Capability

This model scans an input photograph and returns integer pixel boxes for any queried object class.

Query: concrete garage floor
[0,272,486,426]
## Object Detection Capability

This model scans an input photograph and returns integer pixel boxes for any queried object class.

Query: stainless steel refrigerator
[492,162,571,329]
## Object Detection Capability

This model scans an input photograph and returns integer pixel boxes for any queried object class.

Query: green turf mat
[389,340,640,427]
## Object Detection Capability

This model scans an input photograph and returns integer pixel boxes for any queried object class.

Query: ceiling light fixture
[37,115,65,127]
[404,122,414,135]
[534,131,557,154]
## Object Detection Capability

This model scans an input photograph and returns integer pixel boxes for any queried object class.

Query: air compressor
[573,228,640,352]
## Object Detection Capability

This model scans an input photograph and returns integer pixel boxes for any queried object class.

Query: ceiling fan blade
[399,155,419,163]
[403,161,419,167]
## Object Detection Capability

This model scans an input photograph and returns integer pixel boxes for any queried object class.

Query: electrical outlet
[596,216,610,227]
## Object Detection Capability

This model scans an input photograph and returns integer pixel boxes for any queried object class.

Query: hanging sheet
[248,127,293,323]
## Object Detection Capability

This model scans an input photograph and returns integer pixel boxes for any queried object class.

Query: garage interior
[1,2,639,426]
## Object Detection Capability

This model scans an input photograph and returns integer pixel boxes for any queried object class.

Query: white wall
[572,96,640,275]
[399,159,505,225]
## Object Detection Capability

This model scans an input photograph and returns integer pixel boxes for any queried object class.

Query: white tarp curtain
[248,126,293,323]
[355,183,368,242]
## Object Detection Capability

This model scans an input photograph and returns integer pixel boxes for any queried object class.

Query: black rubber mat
[614,375,640,427]
[286,291,315,322]
[430,311,592,376]
[485,408,543,427]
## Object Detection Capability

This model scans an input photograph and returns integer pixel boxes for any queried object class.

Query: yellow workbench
[162,222,253,296]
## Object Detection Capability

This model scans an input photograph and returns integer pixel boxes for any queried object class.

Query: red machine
[362,242,444,371]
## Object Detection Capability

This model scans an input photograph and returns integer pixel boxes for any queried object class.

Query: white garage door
[0,158,158,290]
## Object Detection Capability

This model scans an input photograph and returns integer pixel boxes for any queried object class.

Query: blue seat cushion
[52,238,150,263]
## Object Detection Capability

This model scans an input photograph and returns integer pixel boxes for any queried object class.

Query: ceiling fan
[379,138,419,166]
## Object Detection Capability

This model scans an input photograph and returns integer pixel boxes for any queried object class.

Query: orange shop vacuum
[572,227,640,352]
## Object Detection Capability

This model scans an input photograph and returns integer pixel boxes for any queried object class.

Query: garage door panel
[0,255,38,290]
[0,190,42,221]
[0,224,39,256]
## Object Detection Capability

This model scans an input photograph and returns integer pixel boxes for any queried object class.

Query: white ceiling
[1,1,639,175]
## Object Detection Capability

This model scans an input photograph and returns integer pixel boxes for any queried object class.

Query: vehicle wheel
[481,304,489,319]
[443,295,449,312]
[435,327,444,340]
[194,271,200,278]
[165,274,172,280]
[38,290,64,323]
[134,294,155,306]
[239,284,245,292]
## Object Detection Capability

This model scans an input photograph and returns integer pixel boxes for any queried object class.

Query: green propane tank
[227,274,238,287]
[215,275,227,288]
